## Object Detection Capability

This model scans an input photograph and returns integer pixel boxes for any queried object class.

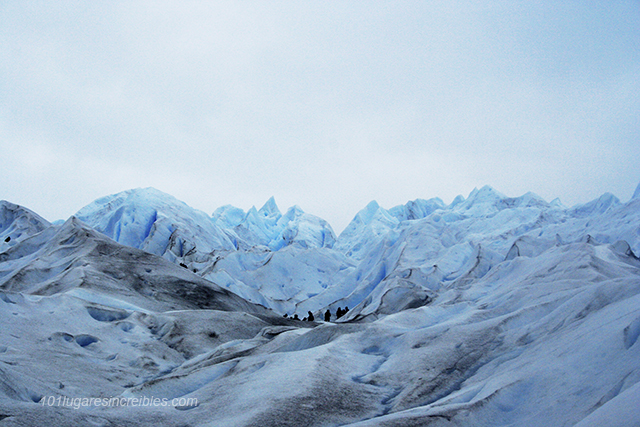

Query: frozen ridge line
[0,180,639,426]
[70,183,640,316]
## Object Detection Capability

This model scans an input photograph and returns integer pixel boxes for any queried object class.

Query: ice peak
[130,186,169,196]
[60,215,86,230]
[449,194,465,208]
[355,201,383,224]
[455,185,506,213]
[0,200,50,226]
[282,205,305,220]
[506,192,549,209]
[388,198,445,221]
[56,216,103,241]
[364,200,381,212]
[468,185,506,201]
[212,205,246,227]
[569,192,620,217]
[0,200,51,242]
[550,198,564,208]
[79,187,185,216]
[258,197,280,217]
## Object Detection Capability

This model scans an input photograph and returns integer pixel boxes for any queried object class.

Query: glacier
[0,182,639,426]
[73,185,640,319]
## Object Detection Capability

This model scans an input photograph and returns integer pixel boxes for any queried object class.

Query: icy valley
[1,183,640,426]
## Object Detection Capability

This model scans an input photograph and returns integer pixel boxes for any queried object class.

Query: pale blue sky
[1,1,639,233]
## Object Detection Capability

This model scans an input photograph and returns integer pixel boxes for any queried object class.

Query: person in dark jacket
[324,309,331,322]
[307,311,314,321]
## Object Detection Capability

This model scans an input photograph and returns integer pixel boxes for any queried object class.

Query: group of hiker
[283,306,349,322]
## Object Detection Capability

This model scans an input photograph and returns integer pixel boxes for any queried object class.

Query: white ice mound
[0,201,50,246]
[75,187,238,262]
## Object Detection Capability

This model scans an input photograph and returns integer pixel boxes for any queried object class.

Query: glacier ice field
[1,182,640,426]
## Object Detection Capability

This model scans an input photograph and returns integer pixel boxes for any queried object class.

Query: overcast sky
[1,1,639,233]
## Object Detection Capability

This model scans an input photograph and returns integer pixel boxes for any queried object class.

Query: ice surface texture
[0,181,639,426]
[70,186,640,318]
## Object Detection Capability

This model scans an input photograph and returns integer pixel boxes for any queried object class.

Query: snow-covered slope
[0,216,270,314]
[76,188,336,259]
[319,185,640,321]
[1,182,639,426]
[1,224,639,426]
[333,200,401,261]
[75,188,340,313]
[202,244,356,315]
[0,201,50,251]
[75,188,238,262]
[72,185,640,319]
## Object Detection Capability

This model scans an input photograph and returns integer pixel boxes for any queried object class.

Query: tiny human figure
[307,311,314,321]
[293,314,299,320]
[303,317,307,321]
[336,307,343,319]
[283,313,288,318]
[324,309,331,322]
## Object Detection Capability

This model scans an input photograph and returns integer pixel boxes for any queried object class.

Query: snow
[75,188,338,312]
[6,187,640,322]
[573,381,640,427]
[0,201,50,254]
[1,184,640,426]
[633,180,640,200]
[75,187,238,257]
